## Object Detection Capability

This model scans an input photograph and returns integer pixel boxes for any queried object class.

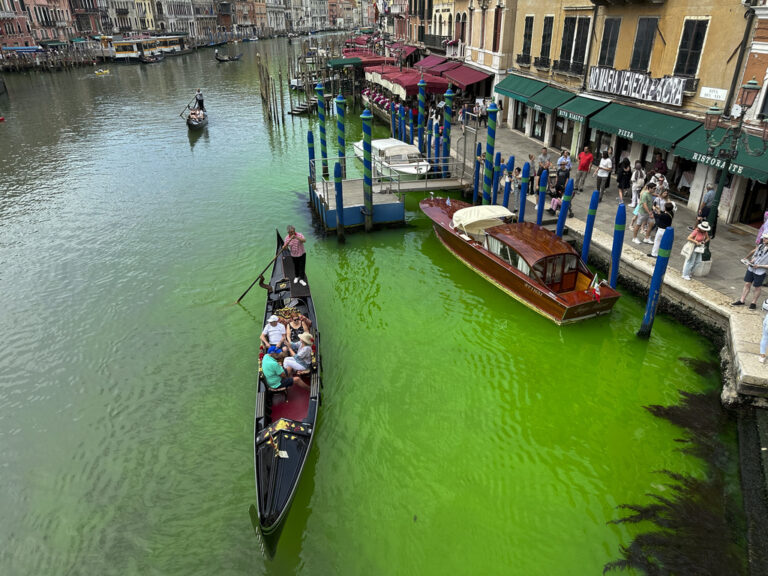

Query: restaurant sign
[690,152,745,175]
[588,66,686,107]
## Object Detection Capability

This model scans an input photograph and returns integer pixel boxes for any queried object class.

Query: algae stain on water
[0,39,741,575]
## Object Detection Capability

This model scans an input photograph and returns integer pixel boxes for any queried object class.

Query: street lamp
[703,77,768,259]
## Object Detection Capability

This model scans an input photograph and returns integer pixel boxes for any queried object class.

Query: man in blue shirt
[261,346,308,390]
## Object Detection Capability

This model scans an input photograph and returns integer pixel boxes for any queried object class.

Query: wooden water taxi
[420,198,620,324]
[253,231,321,542]
[353,137,430,181]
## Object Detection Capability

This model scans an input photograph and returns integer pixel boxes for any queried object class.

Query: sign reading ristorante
[588,66,686,107]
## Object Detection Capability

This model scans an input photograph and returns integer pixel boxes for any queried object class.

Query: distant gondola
[139,54,164,64]
[186,109,208,130]
[253,230,321,542]
[215,53,242,62]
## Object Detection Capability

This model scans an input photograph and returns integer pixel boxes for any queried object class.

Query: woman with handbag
[732,232,768,308]
[681,221,711,280]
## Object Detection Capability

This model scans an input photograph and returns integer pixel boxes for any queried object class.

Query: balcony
[218,2,232,15]
[116,8,129,15]
[0,9,17,19]
[424,33,449,51]
[515,53,530,67]
[534,56,550,70]
[56,20,68,27]
[553,59,585,76]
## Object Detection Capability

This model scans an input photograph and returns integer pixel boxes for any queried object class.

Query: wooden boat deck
[314,177,468,210]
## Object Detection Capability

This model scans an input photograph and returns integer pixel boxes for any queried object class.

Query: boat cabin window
[515,254,531,276]
[485,235,513,265]
[534,253,581,292]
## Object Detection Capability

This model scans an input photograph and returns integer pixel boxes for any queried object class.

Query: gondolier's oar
[179,97,195,118]
[236,248,286,304]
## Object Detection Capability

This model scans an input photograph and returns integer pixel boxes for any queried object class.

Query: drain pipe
[724,6,756,117]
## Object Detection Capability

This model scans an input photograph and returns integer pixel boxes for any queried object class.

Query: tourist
[556,150,571,177]
[284,332,314,375]
[262,346,308,391]
[261,314,288,351]
[631,182,656,244]
[629,161,646,208]
[698,183,716,225]
[510,166,522,211]
[479,100,487,127]
[195,88,205,111]
[681,222,711,280]
[732,232,768,308]
[652,171,669,194]
[575,146,593,192]
[593,150,613,201]
[651,152,668,176]
[649,202,674,258]
[282,225,307,286]
[287,312,311,351]
[756,211,768,246]
[616,158,632,204]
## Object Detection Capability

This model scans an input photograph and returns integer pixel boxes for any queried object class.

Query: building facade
[0,0,35,47]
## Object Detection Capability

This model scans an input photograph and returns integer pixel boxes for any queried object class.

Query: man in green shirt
[261,346,308,390]
[631,182,657,245]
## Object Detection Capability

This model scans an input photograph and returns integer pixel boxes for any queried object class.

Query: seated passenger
[261,346,309,391]
[284,332,314,375]
[260,314,288,351]
[286,312,311,351]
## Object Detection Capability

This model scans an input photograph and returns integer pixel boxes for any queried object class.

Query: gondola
[215,53,242,62]
[139,54,164,64]
[186,109,208,130]
[253,230,321,545]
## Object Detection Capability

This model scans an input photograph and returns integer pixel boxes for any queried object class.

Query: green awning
[674,126,768,183]
[588,103,700,149]
[327,57,362,69]
[526,86,574,115]
[494,74,546,103]
[71,37,86,43]
[557,96,608,123]
[39,40,67,47]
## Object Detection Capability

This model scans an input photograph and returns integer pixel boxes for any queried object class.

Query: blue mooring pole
[418,77,426,153]
[390,101,396,138]
[581,190,600,264]
[335,94,346,178]
[433,121,440,174]
[638,227,675,339]
[442,86,454,179]
[361,107,374,232]
[536,168,548,225]
[473,142,482,205]
[315,82,328,179]
[482,103,498,204]
[307,130,315,195]
[492,152,501,205]
[555,178,574,237]
[609,204,626,289]
[400,105,406,143]
[409,109,415,145]
[334,162,345,243]
[519,162,530,222]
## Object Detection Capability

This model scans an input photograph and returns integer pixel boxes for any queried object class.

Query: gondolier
[194,88,205,111]
[282,225,307,286]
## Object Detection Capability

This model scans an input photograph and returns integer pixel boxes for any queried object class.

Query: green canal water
[0,39,739,574]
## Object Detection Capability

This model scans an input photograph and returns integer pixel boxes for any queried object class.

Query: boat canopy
[452,205,513,236]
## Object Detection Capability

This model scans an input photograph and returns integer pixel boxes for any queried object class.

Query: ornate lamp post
[704,78,768,260]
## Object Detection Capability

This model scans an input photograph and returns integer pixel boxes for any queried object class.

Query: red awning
[426,60,462,75]
[414,55,446,71]
[442,64,491,90]
[390,71,450,96]
[400,46,418,58]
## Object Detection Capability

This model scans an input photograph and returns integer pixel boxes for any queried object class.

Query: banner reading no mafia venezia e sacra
[588,66,686,107]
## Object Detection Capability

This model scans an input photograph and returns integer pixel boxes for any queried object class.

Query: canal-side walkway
[451,122,768,402]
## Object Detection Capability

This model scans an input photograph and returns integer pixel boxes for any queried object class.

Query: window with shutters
[572,17,590,64]
[522,16,533,56]
[674,19,708,77]
[630,17,658,72]
[492,6,502,52]
[598,18,620,67]
[559,16,575,62]
[540,16,553,59]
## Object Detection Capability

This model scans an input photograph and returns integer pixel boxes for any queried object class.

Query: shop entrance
[531,109,546,142]
[552,116,574,151]
[514,100,528,133]
[739,179,768,227]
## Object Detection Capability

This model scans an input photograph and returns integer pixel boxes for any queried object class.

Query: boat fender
[0,117,4,122]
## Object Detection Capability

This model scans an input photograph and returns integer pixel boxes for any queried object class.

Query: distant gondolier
[194,88,205,111]
[283,225,307,286]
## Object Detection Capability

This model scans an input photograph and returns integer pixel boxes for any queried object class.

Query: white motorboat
[352,138,431,181]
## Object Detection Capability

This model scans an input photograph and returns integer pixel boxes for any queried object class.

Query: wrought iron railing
[553,59,585,76]
[516,53,530,66]
[424,34,450,50]
[534,56,550,69]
